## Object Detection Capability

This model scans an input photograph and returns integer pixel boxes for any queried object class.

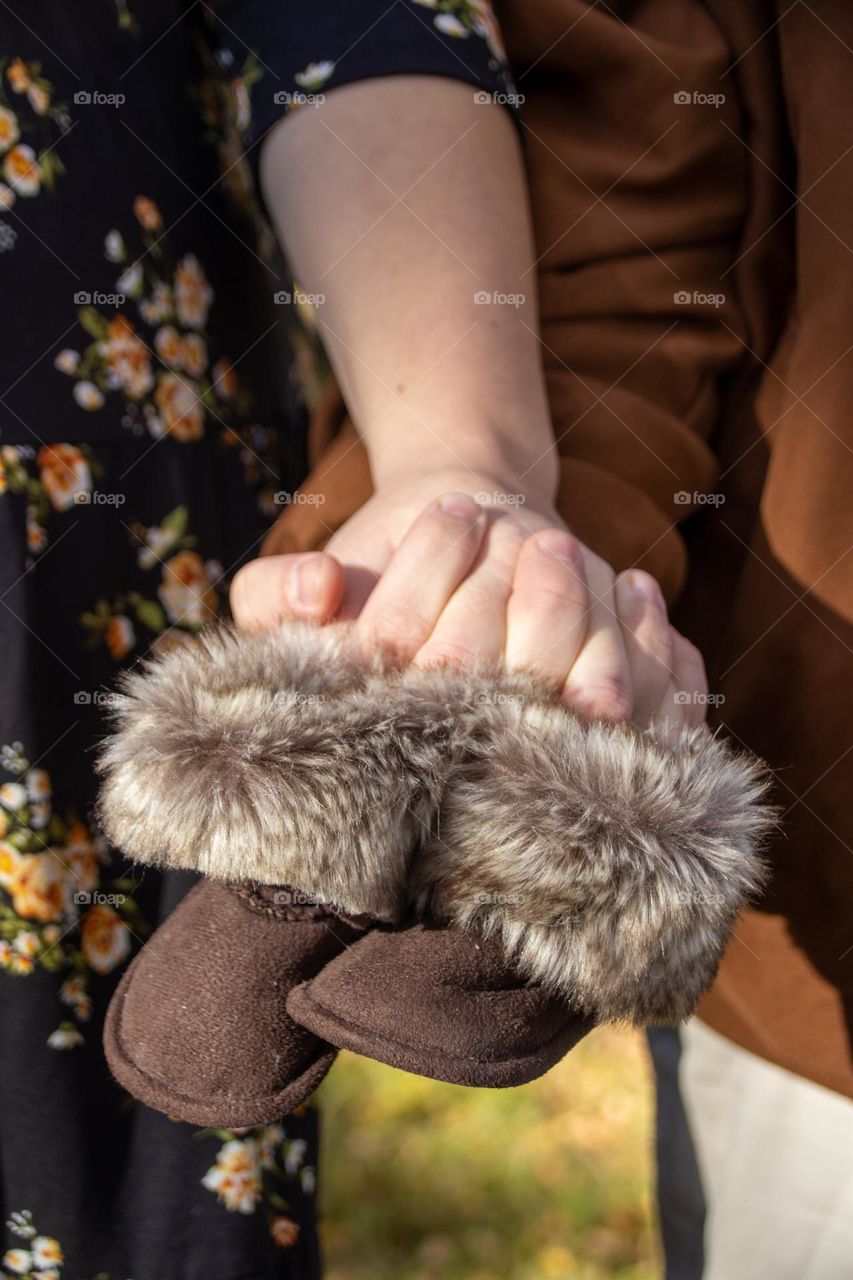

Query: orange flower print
[99,314,154,400]
[36,444,92,511]
[201,1139,263,1214]
[181,332,208,377]
[270,1216,300,1248]
[0,106,21,151]
[153,372,205,441]
[133,194,162,232]
[158,550,218,627]
[80,903,131,975]
[1,849,70,923]
[105,614,136,659]
[174,253,213,329]
[7,57,29,94]
[4,143,41,196]
[212,357,237,400]
[154,325,183,364]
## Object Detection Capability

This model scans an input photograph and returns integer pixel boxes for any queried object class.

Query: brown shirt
[275,0,853,1098]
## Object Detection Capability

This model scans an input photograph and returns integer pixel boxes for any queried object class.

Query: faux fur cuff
[97,622,450,921]
[407,674,772,1024]
[98,622,772,1023]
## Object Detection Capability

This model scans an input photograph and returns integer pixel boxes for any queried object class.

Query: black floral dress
[0,2,511,1278]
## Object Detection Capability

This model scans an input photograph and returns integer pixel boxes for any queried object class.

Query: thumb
[230,552,346,631]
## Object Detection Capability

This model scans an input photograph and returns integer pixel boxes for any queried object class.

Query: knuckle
[416,638,478,670]
[360,603,431,659]
[638,617,677,670]
[570,673,634,722]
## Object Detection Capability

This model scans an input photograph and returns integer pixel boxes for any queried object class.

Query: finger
[230,552,345,631]
[503,529,589,685]
[413,514,525,669]
[613,570,675,727]
[357,493,485,661]
[670,633,710,728]
[562,555,633,721]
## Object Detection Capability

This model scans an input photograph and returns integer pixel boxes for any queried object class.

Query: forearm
[259,75,556,502]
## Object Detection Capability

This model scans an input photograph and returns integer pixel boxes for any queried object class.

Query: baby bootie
[98,621,772,1118]
[286,666,772,1081]
[104,879,366,1127]
[97,621,451,1124]
[287,919,593,1087]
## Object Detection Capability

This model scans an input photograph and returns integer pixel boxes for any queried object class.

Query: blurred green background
[319,1026,660,1280]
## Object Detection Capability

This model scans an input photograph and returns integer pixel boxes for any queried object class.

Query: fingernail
[435,493,481,521]
[290,553,323,609]
[536,530,577,563]
[631,571,664,608]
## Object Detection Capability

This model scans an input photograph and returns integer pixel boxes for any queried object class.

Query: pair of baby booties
[97,621,771,1127]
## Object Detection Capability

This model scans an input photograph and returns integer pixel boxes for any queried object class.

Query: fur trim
[98,622,772,1020]
[408,672,773,1024]
[97,622,450,921]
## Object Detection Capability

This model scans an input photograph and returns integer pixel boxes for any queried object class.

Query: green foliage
[320,1027,661,1280]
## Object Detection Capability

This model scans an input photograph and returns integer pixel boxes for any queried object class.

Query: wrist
[368,464,560,526]
[366,424,559,510]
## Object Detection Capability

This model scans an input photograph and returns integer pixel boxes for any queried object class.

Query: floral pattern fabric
[0,0,508,1277]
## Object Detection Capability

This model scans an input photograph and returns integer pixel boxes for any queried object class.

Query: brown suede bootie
[98,620,772,1119]
[287,920,592,1087]
[104,880,367,1127]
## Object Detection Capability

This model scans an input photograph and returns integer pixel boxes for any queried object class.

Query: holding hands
[231,470,708,733]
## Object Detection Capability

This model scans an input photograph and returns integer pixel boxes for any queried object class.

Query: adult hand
[230,472,708,729]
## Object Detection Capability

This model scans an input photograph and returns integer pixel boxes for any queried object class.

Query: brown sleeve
[272,0,749,604]
[504,0,751,602]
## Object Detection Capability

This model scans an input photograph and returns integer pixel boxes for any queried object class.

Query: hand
[231,472,708,730]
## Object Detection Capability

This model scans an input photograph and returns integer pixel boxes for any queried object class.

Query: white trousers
[679,1019,853,1280]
